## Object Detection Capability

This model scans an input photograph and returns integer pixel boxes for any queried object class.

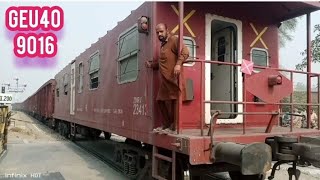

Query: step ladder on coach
[152,145,177,180]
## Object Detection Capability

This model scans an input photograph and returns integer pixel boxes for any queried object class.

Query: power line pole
[1,78,27,103]
[2,78,27,93]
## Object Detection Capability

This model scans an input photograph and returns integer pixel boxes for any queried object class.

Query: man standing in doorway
[146,23,189,133]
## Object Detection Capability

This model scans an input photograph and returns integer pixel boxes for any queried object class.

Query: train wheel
[58,122,63,135]
[54,120,59,132]
[70,134,76,141]
[69,123,76,141]
[175,160,200,180]
[162,156,199,180]
[63,123,69,138]
[57,121,69,138]
[104,131,111,140]
[61,122,70,138]
[90,129,101,139]
[136,161,152,180]
[125,138,142,147]
[175,161,187,180]
[229,171,265,180]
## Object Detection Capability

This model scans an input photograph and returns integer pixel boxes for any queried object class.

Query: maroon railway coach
[20,2,320,180]
[19,79,55,122]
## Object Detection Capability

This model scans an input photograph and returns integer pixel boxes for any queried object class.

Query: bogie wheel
[89,129,101,139]
[62,123,70,138]
[104,131,111,140]
[70,134,76,141]
[173,159,201,180]
[58,122,63,135]
[125,138,142,147]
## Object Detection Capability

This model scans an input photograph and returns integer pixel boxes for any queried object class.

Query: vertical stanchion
[290,72,293,132]
[200,60,204,136]
[243,74,246,134]
[172,151,176,180]
[177,2,184,134]
[306,13,312,129]
[318,75,320,130]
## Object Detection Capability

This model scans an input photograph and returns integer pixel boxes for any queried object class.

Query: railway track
[15,112,229,180]
[73,139,124,177]
[10,113,129,179]
[67,136,230,180]
[205,173,230,180]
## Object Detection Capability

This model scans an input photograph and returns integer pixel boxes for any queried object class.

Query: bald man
[146,23,189,133]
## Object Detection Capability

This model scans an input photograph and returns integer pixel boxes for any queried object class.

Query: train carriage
[19,2,320,180]
[20,79,55,122]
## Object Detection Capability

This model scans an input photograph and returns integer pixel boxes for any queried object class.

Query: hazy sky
[0,1,319,102]
[279,10,320,89]
[0,1,144,102]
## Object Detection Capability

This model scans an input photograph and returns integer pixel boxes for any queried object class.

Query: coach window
[183,36,196,66]
[78,62,84,93]
[89,52,100,89]
[71,69,75,84]
[63,74,68,95]
[117,25,139,84]
[56,88,59,97]
[251,48,269,72]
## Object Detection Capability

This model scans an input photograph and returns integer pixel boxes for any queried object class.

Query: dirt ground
[264,163,320,180]
[0,111,127,180]
[2,111,320,180]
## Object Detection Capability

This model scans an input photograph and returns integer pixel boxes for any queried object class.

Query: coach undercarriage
[35,114,320,180]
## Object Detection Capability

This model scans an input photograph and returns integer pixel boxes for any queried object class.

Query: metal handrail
[181,59,320,136]
[204,101,320,106]
[186,59,320,76]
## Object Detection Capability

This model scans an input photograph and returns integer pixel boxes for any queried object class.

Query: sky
[0,1,319,103]
[279,10,320,89]
[0,1,144,102]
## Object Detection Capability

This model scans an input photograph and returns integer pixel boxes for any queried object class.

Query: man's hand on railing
[145,61,152,68]
[145,61,159,70]
[174,65,181,77]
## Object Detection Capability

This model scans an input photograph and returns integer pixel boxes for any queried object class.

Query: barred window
[183,37,196,66]
[251,48,268,71]
[89,52,100,89]
[118,26,139,84]
[78,62,83,93]
[63,73,68,95]
[56,88,59,97]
